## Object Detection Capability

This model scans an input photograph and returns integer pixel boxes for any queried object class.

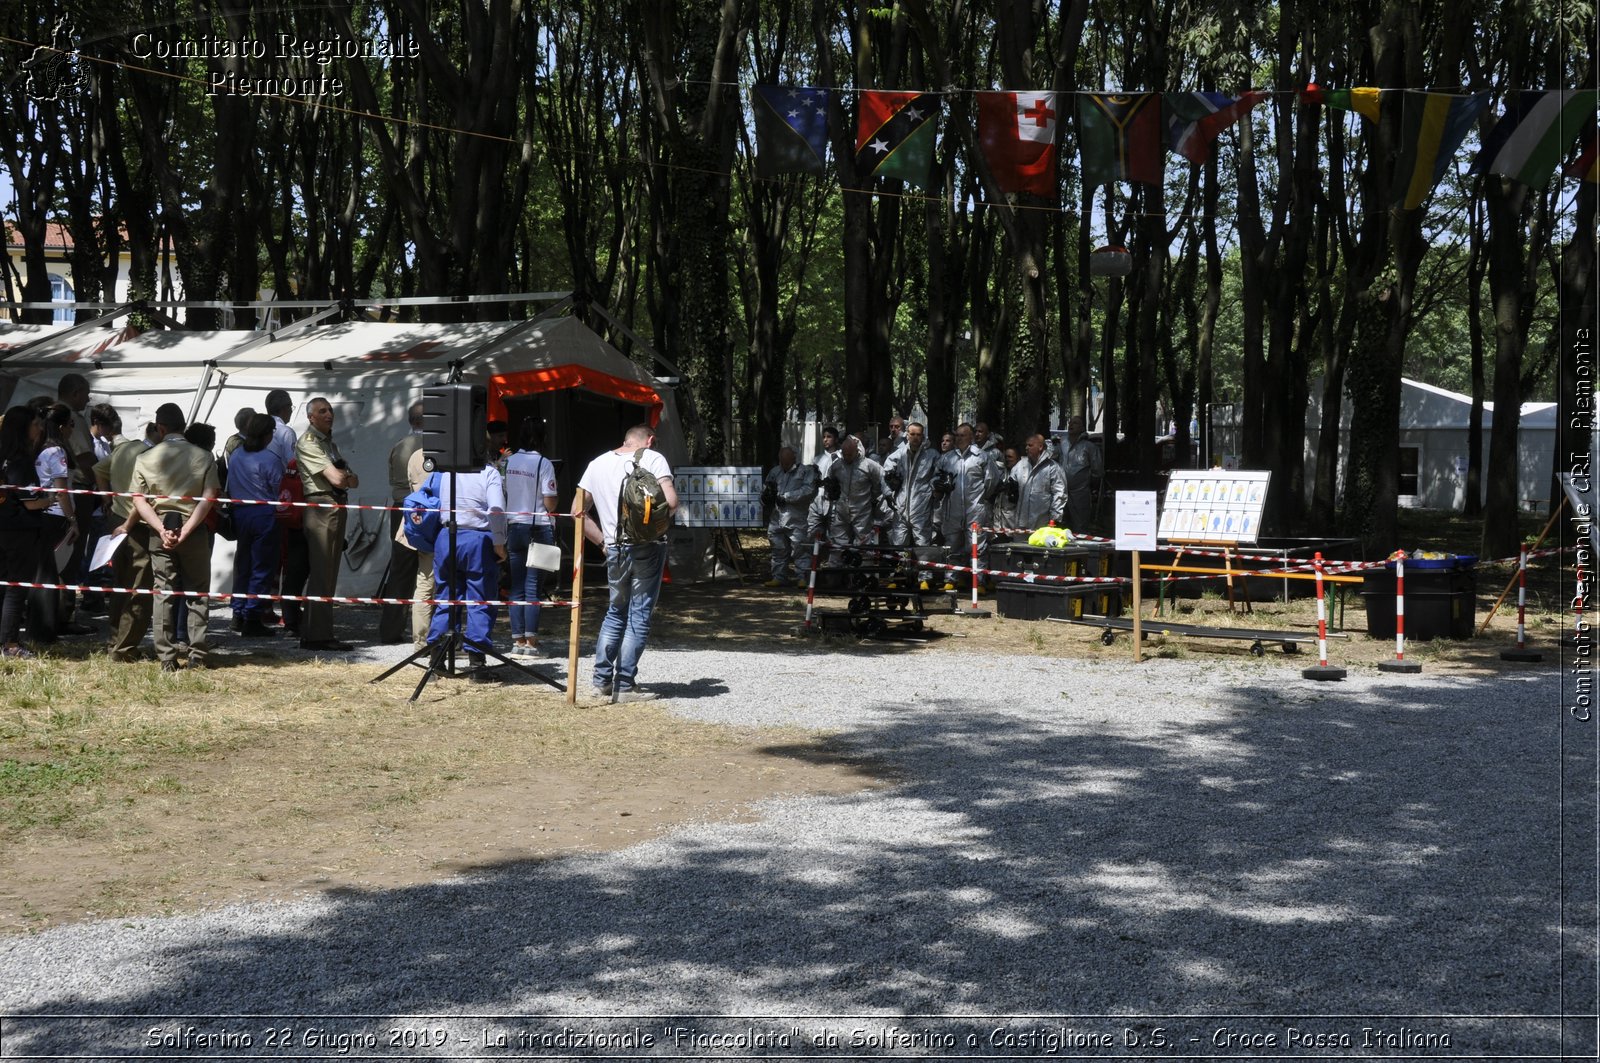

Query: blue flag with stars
[753,86,831,177]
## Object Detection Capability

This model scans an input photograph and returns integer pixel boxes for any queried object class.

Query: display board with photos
[1158,470,1271,544]
[675,467,766,527]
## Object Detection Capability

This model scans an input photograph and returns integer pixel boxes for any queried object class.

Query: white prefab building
[1304,377,1557,513]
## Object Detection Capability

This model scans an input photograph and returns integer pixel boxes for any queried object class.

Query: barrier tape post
[955,522,991,617]
[1501,544,1543,662]
[1302,552,1346,681]
[566,488,588,702]
[803,532,821,629]
[970,522,980,608]
[1131,549,1142,664]
[1379,551,1422,674]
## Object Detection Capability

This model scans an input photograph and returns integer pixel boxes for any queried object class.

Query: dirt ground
[0,544,1576,935]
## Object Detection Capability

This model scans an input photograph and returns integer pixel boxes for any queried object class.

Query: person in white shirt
[503,417,559,656]
[424,461,508,683]
[574,424,676,702]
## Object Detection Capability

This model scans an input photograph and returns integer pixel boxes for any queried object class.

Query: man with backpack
[574,423,677,703]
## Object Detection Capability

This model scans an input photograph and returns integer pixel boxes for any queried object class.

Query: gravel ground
[1,643,1592,1059]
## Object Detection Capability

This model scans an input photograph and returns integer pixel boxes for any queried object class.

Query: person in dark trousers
[0,406,53,658]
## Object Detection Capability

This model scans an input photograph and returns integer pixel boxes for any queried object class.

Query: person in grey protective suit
[882,421,942,588]
[1062,414,1103,530]
[1013,432,1068,530]
[763,446,816,587]
[937,423,1002,591]
[821,435,883,555]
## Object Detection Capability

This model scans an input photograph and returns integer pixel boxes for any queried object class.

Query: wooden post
[1132,550,1142,663]
[566,488,587,705]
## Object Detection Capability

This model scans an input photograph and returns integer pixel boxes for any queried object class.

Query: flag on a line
[1300,84,1383,122]
[855,90,941,190]
[1477,90,1600,189]
[1165,90,1268,164]
[977,91,1059,196]
[752,85,831,177]
[1079,92,1164,186]
[1392,90,1490,209]
[1566,128,1600,182]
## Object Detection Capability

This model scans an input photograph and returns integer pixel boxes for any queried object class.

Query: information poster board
[1115,491,1159,552]
[1158,470,1271,544]
[675,466,765,528]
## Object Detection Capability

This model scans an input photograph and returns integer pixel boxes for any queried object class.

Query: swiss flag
[977,91,1058,197]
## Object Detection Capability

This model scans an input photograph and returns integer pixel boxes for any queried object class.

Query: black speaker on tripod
[420,383,488,473]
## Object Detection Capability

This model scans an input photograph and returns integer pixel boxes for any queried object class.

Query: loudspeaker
[421,384,488,473]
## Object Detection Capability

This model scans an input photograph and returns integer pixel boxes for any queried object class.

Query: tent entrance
[501,388,652,505]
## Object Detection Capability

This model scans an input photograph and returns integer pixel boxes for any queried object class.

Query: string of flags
[752,85,1600,208]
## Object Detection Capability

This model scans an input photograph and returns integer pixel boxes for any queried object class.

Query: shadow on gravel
[8,675,1582,1057]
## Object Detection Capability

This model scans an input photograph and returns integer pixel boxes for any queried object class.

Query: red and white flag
[977,91,1059,197]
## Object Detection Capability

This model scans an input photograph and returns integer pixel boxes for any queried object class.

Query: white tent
[0,311,690,597]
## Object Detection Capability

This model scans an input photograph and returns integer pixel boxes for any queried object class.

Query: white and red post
[803,532,822,628]
[969,521,980,608]
[1379,551,1422,673]
[1500,544,1543,662]
[1315,553,1329,666]
[1515,546,1529,649]
[1302,551,1346,680]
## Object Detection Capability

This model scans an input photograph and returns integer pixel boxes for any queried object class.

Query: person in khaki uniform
[294,397,359,651]
[128,404,220,671]
[401,446,437,647]
[98,423,156,653]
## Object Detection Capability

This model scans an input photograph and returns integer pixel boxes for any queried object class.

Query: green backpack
[618,450,672,544]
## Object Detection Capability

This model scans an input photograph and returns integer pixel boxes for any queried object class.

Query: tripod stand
[371,468,563,701]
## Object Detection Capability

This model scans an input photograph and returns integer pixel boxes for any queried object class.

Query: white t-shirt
[505,450,558,526]
[36,445,69,518]
[577,447,672,547]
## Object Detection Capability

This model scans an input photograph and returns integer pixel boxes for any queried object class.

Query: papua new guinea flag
[977,91,1059,197]
[856,90,941,189]
[1078,93,1164,186]
[753,85,831,177]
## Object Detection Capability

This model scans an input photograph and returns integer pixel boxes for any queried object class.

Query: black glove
[761,483,778,507]
[823,476,842,502]
[884,468,904,494]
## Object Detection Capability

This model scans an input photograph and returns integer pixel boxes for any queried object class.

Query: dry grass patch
[0,655,877,933]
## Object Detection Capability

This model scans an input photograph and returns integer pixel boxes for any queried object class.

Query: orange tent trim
[488,365,662,425]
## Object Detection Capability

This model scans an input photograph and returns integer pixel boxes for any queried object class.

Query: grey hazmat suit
[938,444,1002,581]
[1062,436,1102,529]
[765,461,817,579]
[823,454,884,551]
[882,440,940,548]
[1013,454,1067,530]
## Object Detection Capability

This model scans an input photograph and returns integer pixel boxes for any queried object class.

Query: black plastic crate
[1361,564,1477,640]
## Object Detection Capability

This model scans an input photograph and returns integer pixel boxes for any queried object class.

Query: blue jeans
[593,540,667,691]
[507,522,556,638]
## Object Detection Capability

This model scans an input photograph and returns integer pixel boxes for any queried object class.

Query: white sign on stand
[1115,491,1158,551]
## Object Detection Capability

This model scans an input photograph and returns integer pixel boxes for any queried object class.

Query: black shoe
[230,614,245,634]
[159,660,180,673]
[469,666,502,684]
[60,621,98,636]
[241,619,279,638]
[299,639,354,652]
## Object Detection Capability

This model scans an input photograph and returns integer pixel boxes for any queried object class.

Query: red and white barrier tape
[0,483,572,519]
[0,578,572,610]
